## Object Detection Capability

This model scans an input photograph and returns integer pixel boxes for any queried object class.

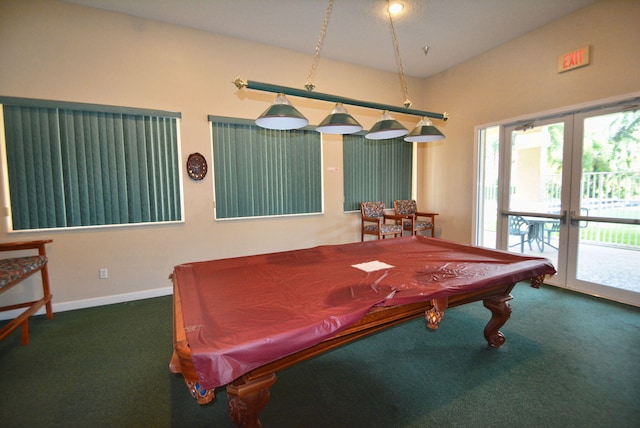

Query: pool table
[170,236,555,427]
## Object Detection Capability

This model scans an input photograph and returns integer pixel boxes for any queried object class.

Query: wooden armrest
[0,240,53,252]
[415,212,438,217]
[362,216,382,223]
[384,214,407,221]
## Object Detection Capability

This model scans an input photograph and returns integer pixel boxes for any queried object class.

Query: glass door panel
[509,123,564,214]
[502,120,569,275]
[476,126,500,248]
[568,108,640,304]
[478,97,639,306]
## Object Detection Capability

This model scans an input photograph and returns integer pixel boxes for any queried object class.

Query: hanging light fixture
[234,77,447,121]
[363,0,412,140]
[255,93,308,130]
[316,103,362,134]
[305,0,362,136]
[405,117,445,142]
[366,110,408,139]
[234,0,448,138]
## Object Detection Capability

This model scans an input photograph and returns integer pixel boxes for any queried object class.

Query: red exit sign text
[558,46,590,73]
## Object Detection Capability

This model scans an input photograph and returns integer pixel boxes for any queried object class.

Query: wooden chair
[360,201,403,241]
[0,240,53,345]
[393,200,438,237]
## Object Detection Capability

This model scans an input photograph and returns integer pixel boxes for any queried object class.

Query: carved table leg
[530,274,545,289]
[425,297,448,329]
[227,373,277,428]
[482,294,513,348]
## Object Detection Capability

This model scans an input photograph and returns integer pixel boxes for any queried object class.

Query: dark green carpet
[1,284,638,427]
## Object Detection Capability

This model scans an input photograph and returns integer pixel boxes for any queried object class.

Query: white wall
[0,0,638,311]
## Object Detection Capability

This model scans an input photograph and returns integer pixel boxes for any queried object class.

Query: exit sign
[558,46,590,73]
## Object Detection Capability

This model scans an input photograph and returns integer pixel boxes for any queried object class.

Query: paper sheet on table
[351,260,395,272]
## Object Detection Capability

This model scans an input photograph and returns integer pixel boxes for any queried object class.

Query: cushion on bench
[0,256,48,289]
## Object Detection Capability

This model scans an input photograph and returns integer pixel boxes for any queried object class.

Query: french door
[476,97,640,307]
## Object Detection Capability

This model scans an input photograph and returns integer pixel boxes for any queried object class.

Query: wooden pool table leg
[530,274,545,288]
[482,294,513,348]
[227,373,277,428]
[425,297,448,329]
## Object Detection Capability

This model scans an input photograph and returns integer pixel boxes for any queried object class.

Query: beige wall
[416,0,640,243]
[0,0,638,310]
[0,0,424,308]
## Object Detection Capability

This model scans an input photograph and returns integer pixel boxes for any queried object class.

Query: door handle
[570,210,590,228]
[560,210,568,225]
[570,210,579,226]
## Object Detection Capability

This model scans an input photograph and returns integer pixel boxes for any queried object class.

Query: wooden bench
[0,240,53,345]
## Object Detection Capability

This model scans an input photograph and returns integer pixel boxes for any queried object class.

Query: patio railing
[482,172,639,249]
[545,171,640,248]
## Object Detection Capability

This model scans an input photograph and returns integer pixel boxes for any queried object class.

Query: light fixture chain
[306,0,335,91]
[387,1,411,107]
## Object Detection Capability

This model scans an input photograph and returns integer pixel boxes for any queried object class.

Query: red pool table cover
[173,236,555,388]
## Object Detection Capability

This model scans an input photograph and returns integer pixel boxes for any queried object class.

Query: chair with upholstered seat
[0,240,53,345]
[360,201,404,241]
[393,200,438,237]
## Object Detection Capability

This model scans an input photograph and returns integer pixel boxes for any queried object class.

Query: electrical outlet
[99,268,108,279]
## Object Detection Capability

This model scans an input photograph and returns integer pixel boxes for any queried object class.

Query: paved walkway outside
[518,239,640,294]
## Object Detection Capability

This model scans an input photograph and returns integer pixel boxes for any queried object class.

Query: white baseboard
[0,286,173,321]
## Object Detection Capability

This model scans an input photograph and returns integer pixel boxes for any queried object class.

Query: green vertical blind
[210,118,322,219]
[2,100,181,230]
[343,134,412,211]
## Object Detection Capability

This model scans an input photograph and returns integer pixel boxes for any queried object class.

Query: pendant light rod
[233,77,449,121]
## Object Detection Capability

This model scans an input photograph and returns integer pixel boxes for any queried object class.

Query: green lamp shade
[316,103,363,134]
[255,94,309,130]
[404,117,445,142]
[365,111,408,140]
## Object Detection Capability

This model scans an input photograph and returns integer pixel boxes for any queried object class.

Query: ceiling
[65,0,597,79]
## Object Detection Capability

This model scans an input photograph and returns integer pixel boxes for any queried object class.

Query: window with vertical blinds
[343,134,412,211]
[1,98,182,231]
[209,117,322,219]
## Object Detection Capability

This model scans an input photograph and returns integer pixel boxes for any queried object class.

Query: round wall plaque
[187,152,207,181]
